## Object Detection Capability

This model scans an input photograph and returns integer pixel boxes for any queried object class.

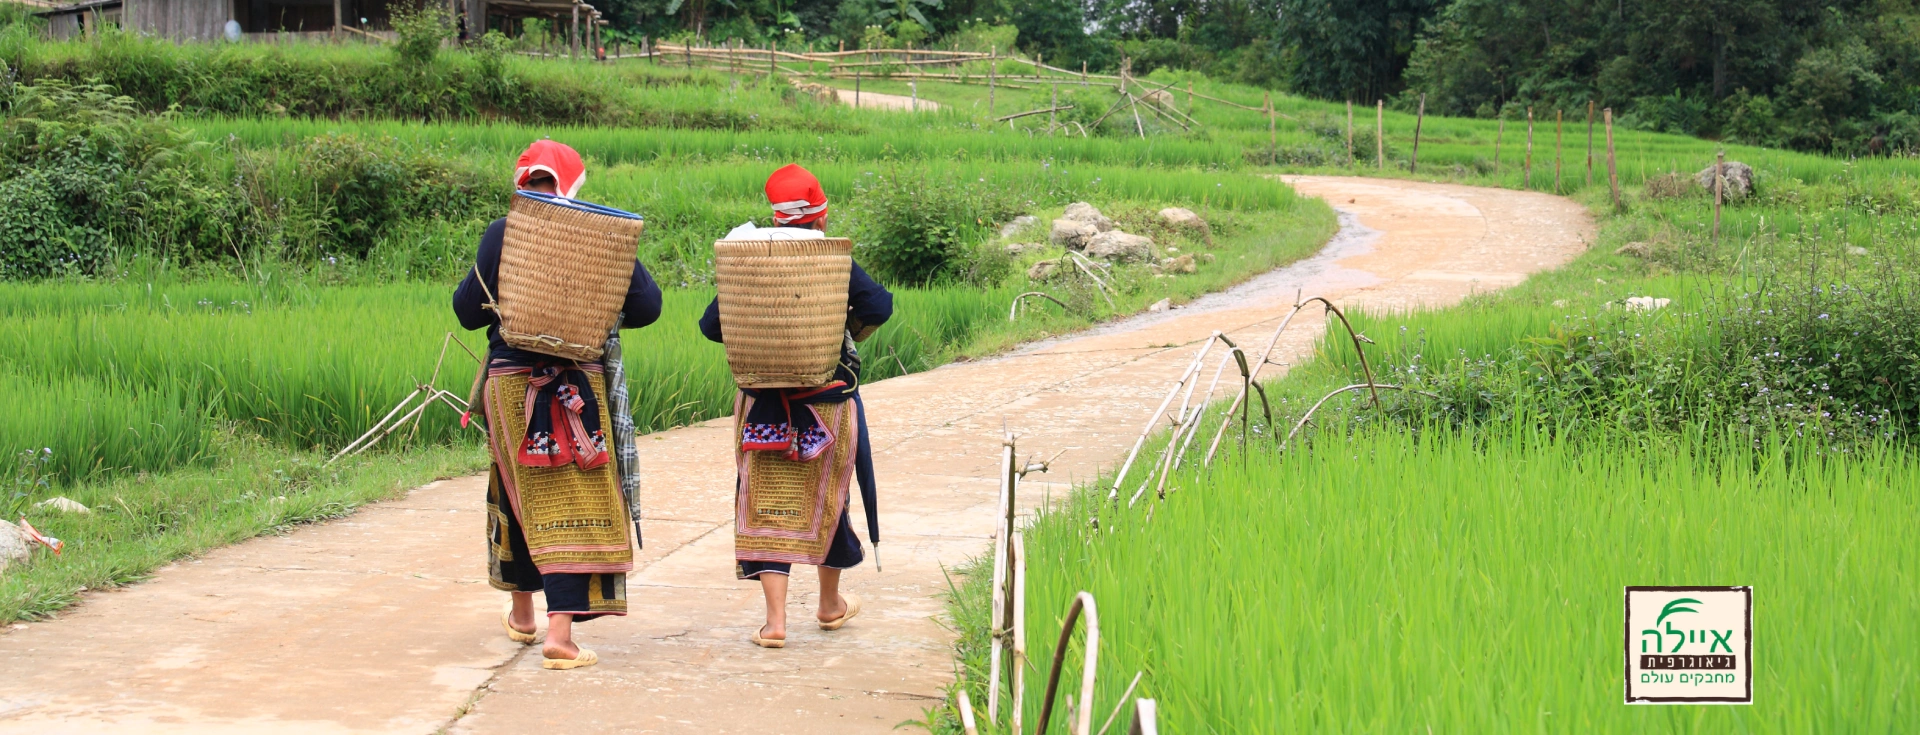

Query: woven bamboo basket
[714,238,853,388]
[496,192,646,361]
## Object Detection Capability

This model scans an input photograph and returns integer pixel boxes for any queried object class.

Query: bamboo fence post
[1345,100,1354,164]
[1051,81,1059,130]
[768,42,774,78]
[911,80,919,112]
[989,46,997,116]
[1713,150,1725,240]
[1265,91,1274,147]
[1524,107,1534,189]
[1554,109,1564,192]
[685,39,692,68]
[1410,93,1426,173]
[1081,60,1088,87]
[1586,100,1595,186]
[1188,80,1195,115]
[1375,100,1384,170]
[1604,107,1621,210]
[855,69,862,107]
[1494,114,1503,173]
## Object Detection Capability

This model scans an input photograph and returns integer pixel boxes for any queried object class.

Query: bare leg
[508,591,538,636]
[543,613,579,659]
[816,566,847,623]
[758,572,790,641]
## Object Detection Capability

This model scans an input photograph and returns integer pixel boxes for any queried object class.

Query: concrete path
[0,178,1592,734]
[832,88,942,112]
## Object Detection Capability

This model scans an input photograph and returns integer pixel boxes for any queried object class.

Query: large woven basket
[497,192,646,361]
[714,238,853,388]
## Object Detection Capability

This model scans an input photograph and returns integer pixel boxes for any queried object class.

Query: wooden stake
[1586,101,1595,187]
[1554,109,1564,192]
[1188,80,1195,115]
[1082,60,1088,87]
[1375,100,1384,170]
[1713,150,1725,240]
[1345,100,1354,165]
[1050,81,1058,130]
[1266,91,1274,147]
[1524,107,1534,189]
[1494,114,1503,174]
[855,69,861,108]
[1604,108,1621,210]
[1410,93,1426,173]
[988,46,996,116]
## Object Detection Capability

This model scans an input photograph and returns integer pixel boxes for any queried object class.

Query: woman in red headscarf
[700,164,893,648]
[452,140,661,669]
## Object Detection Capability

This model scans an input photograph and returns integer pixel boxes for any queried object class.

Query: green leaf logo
[1656,598,1702,626]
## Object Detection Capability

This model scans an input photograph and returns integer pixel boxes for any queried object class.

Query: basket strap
[472,263,500,313]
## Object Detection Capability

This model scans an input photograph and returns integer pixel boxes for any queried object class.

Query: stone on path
[0,520,30,573]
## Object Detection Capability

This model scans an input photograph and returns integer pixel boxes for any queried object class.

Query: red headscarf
[514,140,586,199]
[766,163,828,226]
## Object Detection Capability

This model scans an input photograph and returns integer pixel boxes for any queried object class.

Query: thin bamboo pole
[1586,101,1595,186]
[1034,592,1099,735]
[1554,109,1564,192]
[1524,107,1534,189]
[1410,93,1426,173]
[1375,100,1384,170]
[1605,108,1621,210]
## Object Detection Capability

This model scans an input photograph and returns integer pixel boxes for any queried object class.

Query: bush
[390,2,454,66]
[242,133,500,260]
[0,78,233,278]
[846,168,1020,286]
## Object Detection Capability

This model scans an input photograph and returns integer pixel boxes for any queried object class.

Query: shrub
[0,78,235,278]
[846,168,1020,286]
[246,133,499,259]
[390,2,454,66]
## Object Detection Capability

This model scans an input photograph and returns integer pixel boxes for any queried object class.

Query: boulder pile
[1695,161,1755,199]
[1050,202,1153,262]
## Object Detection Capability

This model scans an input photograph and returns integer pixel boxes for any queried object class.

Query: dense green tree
[1276,0,1442,102]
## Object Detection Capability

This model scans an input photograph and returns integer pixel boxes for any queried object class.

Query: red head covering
[514,140,586,199]
[765,163,828,226]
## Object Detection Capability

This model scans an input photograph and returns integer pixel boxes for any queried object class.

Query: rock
[1615,241,1652,258]
[1148,298,1171,313]
[1144,89,1175,106]
[1000,215,1040,239]
[1199,253,1216,264]
[1161,254,1197,274]
[0,521,29,573]
[1159,207,1207,231]
[1026,259,1059,281]
[1061,202,1115,232]
[36,497,89,514]
[1086,231,1154,262]
[1004,241,1044,256]
[1624,296,1671,312]
[1050,218,1099,250]
[1694,161,1755,199]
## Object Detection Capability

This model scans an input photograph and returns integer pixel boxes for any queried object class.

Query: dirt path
[832,88,942,111]
[0,178,1591,734]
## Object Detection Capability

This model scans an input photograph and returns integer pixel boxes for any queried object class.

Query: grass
[952,426,1918,732]
[1,432,487,622]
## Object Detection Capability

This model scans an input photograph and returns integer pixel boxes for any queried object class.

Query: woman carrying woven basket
[699,164,893,649]
[452,140,662,670]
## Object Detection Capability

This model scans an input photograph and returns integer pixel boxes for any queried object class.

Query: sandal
[502,606,537,645]
[819,592,862,631]
[750,625,787,649]
[541,646,598,670]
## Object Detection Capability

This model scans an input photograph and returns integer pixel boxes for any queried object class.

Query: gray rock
[1086,231,1154,262]
[1004,241,1043,256]
[1148,298,1171,313]
[1695,161,1755,199]
[1027,259,1059,281]
[1000,215,1041,239]
[1061,202,1115,232]
[1050,218,1099,250]
[1158,207,1206,230]
[0,521,30,574]
[1162,253,1197,274]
